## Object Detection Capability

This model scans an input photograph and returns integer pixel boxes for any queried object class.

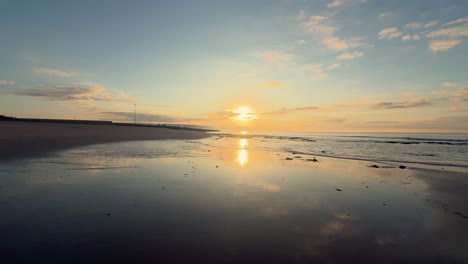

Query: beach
[0,121,211,160]
[0,132,467,263]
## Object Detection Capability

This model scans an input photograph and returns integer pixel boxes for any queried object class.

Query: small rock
[336,188,343,192]
[216,165,219,168]
[294,156,302,159]
[399,165,407,169]
[285,157,293,160]
[106,213,111,216]
[369,165,380,168]
[306,158,319,162]
[161,186,166,190]
[382,203,387,206]
[453,211,462,215]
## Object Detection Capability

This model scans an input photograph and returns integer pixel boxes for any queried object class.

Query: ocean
[214,132,468,169]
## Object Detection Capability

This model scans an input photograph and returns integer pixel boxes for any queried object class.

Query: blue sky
[1,0,467,132]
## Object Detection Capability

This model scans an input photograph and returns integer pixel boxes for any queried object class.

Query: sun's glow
[232,106,257,121]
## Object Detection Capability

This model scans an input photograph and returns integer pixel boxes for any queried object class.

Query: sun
[232,106,257,121]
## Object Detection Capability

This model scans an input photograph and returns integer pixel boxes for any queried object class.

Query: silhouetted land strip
[0,118,214,161]
[0,115,216,132]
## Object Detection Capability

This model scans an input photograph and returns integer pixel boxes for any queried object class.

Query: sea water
[216,132,468,169]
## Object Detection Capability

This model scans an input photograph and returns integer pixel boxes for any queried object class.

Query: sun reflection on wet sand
[237,138,249,167]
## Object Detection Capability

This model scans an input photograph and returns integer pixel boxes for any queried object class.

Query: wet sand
[0,136,467,263]
[0,121,211,160]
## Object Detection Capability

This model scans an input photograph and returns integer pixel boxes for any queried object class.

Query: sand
[0,121,211,160]
[0,135,467,263]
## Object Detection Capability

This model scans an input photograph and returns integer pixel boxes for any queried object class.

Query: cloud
[405,23,423,29]
[327,0,342,8]
[302,16,334,35]
[322,37,349,50]
[445,17,468,26]
[0,80,15,85]
[33,67,74,77]
[426,26,468,38]
[301,16,368,51]
[327,0,367,8]
[2,85,138,104]
[296,39,306,45]
[378,27,402,39]
[327,63,341,70]
[336,51,363,60]
[429,39,462,51]
[372,98,432,109]
[433,87,468,102]
[295,63,324,74]
[424,21,439,28]
[264,106,320,115]
[378,12,392,18]
[402,34,420,41]
[322,118,346,123]
[257,81,284,88]
[426,24,467,51]
[257,50,293,64]
[442,82,458,87]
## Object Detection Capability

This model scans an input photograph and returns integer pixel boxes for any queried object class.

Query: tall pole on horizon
[133,104,136,124]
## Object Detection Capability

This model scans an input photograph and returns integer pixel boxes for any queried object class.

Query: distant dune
[0,121,212,161]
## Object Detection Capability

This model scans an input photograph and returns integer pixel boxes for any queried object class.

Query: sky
[1,0,467,133]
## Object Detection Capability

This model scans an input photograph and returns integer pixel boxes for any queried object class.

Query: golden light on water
[239,138,248,148]
[237,149,248,167]
[236,138,249,167]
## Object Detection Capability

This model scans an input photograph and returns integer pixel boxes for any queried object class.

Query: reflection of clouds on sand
[259,206,289,217]
[263,184,281,192]
[320,220,345,236]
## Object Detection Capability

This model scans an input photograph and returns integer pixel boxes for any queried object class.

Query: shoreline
[0,121,212,161]
[1,132,467,262]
